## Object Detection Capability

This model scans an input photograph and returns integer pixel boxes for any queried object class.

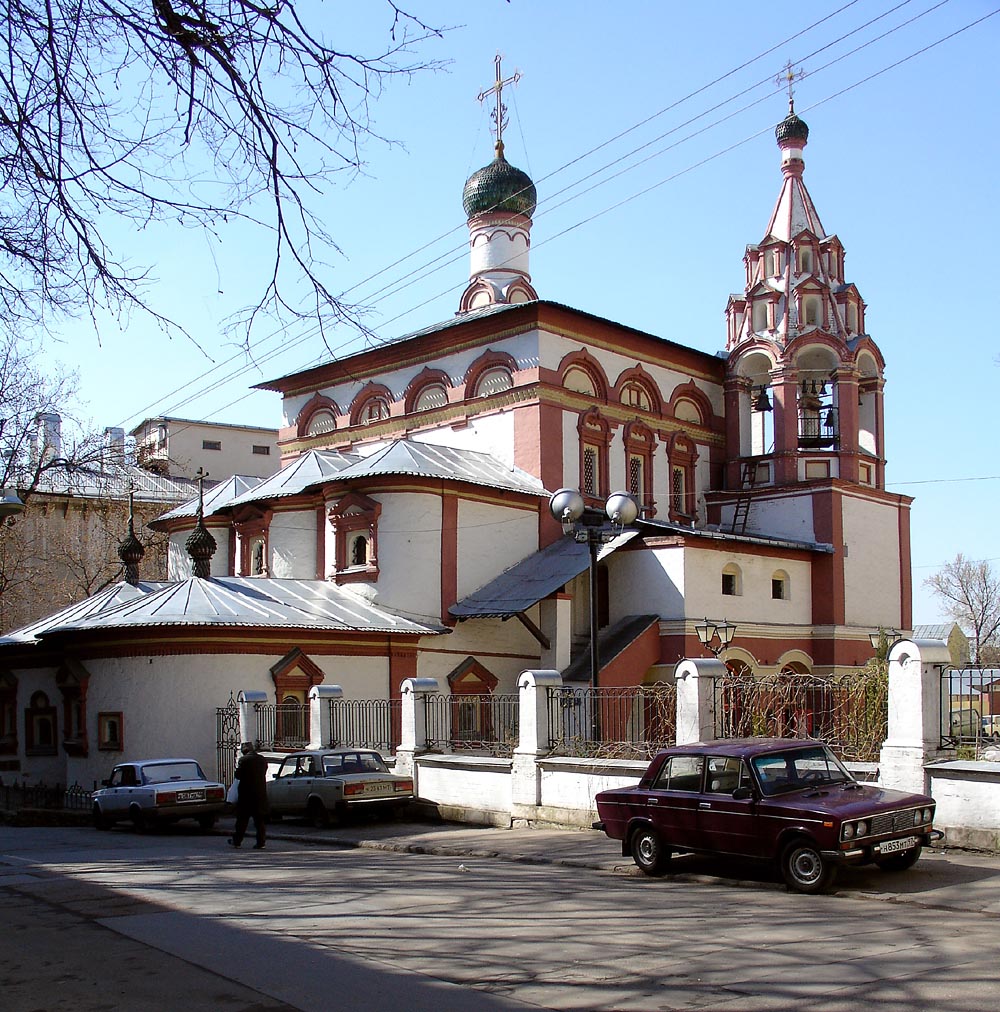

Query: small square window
[98,712,124,751]
[722,573,737,596]
[252,444,271,455]
[202,440,222,451]
[772,579,785,600]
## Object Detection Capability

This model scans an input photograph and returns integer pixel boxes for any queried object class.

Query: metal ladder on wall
[730,458,761,534]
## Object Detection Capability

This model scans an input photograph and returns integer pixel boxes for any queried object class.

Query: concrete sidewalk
[243,816,1000,915]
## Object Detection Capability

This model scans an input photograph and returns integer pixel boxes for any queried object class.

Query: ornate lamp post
[0,488,24,520]
[696,617,737,658]
[548,488,639,688]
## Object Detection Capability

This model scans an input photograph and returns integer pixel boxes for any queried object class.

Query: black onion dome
[775,111,809,144]
[117,527,144,567]
[463,148,536,218]
[185,519,217,568]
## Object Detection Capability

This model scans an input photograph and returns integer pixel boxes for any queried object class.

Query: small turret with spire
[185,469,217,579]
[117,492,145,586]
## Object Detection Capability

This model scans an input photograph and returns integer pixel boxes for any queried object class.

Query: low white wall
[926,761,1000,852]
[533,758,645,829]
[413,754,513,827]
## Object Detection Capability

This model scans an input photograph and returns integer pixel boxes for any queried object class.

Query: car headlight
[923,807,932,823]
[843,823,855,839]
[913,809,922,826]
[855,820,868,837]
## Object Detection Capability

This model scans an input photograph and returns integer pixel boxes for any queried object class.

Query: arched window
[752,300,768,332]
[771,570,789,601]
[359,395,390,423]
[563,366,598,396]
[722,563,742,597]
[667,432,698,521]
[350,534,368,567]
[798,247,813,273]
[414,383,448,411]
[26,691,57,756]
[804,296,821,326]
[624,422,655,516]
[474,366,513,398]
[327,491,381,584]
[621,382,652,411]
[306,409,337,437]
[578,410,611,500]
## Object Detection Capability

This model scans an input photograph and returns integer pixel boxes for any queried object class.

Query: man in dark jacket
[229,742,269,849]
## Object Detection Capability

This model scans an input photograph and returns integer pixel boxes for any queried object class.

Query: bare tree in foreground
[925,554,1000,665]
[0,1,444,343]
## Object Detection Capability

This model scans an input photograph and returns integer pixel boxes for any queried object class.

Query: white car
[267,749,414,827]
[92,758,226,832]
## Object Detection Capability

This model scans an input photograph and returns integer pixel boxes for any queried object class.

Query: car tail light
[207,787,225,801]
[395,781,413,793]
[344,783,365,796]
[156,791,177,805]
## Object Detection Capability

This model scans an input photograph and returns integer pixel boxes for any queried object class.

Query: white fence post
[395,677,439,778]
[237,690,268,746]
[673,659,724,744]
[879,638,951,794]
[512,669,562,818]
[307,684,343,749]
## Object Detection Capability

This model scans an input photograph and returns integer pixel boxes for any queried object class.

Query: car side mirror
[732,786,755,801]
[101,778,111,787]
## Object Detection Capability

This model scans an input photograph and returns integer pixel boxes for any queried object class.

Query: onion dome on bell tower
[459,55,539,313]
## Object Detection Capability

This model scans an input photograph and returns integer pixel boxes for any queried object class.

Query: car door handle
[699,802,711,809]
[647,798,659,805]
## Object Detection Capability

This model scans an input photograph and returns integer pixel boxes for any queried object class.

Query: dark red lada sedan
[594,738,943,893]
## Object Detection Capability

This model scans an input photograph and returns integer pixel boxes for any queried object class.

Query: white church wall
[374,492,442,620]
[269,507,316,579]
[456,499,537,601]
[412,412,516,470]
[608,548,686,624]
[742,492,816,542]
[842,495,903,627]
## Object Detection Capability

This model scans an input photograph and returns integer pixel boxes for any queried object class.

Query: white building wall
[608,548,686,624]
[744,493,816,542]
[416,619,540,692]
[412,414,516,470]
[842,495,903,627]
[167,525,230,579]
[372,492,442,620]
[269,508,316,579]
[456,500,538,601]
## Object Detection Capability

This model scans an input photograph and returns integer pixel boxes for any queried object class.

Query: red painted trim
[440,495,458,625]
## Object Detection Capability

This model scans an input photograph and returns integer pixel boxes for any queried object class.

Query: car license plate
[878,836,918,855]
[177,790,205,803]
[365,782,392,796]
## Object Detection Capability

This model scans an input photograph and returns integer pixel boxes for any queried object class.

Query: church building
[0,86,911,788]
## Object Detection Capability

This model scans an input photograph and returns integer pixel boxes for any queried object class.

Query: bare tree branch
[925,554,1000,665]
[0,1,446,345]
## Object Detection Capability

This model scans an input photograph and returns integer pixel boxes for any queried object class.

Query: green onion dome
[775,111,809,144]
[462,142,536,218]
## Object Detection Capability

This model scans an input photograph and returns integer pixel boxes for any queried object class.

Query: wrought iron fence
[0,782,93,812]
[253,701,310,751]
[941,667,1000,753]
[328,698,401,752]
[216,692,241,784]
[546,683,677,759]
[712,668,887,762]
[423,693,519,757]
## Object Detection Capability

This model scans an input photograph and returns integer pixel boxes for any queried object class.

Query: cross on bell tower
[776,60,806,114]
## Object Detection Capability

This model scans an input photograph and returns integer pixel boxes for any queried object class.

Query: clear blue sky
[42,1,1000,626]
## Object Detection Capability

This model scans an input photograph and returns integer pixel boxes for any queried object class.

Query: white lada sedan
[92,758,227,832]
[267,749,414,826]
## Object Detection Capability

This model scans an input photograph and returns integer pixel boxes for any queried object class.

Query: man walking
[229,742,269,849]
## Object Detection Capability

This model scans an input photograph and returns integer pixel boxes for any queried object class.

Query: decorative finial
[478,52,521,156]
[185,468,216,579]
[776,60,806,114]
[117,490,145,586]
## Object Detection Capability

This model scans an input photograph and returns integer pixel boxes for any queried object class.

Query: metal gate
[941,667,1000,750]
[216,692,241,785]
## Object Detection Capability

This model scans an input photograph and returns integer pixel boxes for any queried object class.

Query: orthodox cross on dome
[195,467,209,519]
[477,52,521,155]
[776,60,806,114]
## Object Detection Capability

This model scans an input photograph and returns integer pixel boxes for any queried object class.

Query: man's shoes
[227,838,241,848]
[253,844,265,849]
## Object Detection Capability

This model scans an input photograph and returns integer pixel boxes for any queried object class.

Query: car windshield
[322,753,388,776]
[141,761,205,785]
[750,745,853,796]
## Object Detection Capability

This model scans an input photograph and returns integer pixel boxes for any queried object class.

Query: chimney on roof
[103,427,125,467]
[31,412,61,462]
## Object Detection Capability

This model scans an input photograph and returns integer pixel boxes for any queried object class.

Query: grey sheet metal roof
[330,441,546,495]
[29,462,197,503]
[154,474,265,523]
[0,580,170,645]
[227,449,361,506]
[450,531,638,619]
[37,577,444,637]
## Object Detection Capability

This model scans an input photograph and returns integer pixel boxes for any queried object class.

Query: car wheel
[93,804,112,831]
[875,844,922,872]
[781,838,836,894]
[129,805,147,833]
[307,797,329,828]
[197,815,217,832]
[630,825,671,877]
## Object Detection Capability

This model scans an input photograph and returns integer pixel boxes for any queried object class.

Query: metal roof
[450,531,638,619]
[154,474,265,523]
[227,449,361,506]
[28,462,197,503]
[36,577,444,637]
[329,441,546,495]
